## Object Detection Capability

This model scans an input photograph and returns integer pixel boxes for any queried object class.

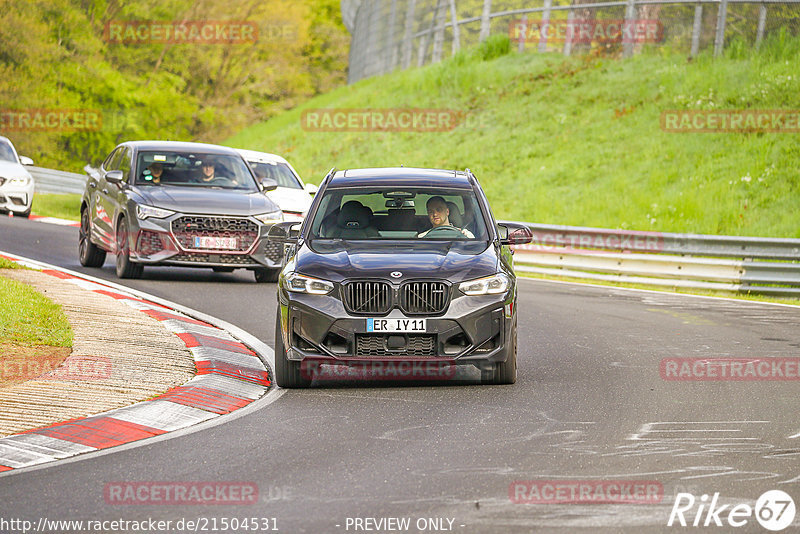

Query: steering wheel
[424,225,464,237]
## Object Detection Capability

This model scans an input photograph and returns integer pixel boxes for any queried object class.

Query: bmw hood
[134,186,280,216]
[295,240,499,284]
[0,161,31,180]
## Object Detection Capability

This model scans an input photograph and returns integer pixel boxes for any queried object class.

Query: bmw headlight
[459,273,510,296]
[136,205,175,220]
[285,272,334,295]
[254,210,284,225]
[7,176,31,186]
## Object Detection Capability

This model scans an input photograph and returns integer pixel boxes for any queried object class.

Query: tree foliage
[0,0,349,170]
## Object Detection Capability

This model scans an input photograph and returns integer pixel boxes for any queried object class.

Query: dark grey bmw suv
[268,167,533,387]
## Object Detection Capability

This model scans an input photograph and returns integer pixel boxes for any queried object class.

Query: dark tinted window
[103,148,123,171]
[118,147,132,182]
[135,151,259,191]
[310,187,488,240]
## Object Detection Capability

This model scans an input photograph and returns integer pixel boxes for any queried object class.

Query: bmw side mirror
[19,156,34,166]
[304,183,318,196]
[104,170,124,184]
[267,221,301,243]
[498,223,533,245]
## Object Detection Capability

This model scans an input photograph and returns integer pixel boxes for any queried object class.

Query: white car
[236,149,316,222]
[0,136,35,217]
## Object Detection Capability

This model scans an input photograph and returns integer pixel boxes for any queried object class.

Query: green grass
[0,276,73,346]
[226,34,800,238]
[0,258,22,269]
[32,194,81,221]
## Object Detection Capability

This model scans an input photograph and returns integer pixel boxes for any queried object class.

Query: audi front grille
[171,216,258,252]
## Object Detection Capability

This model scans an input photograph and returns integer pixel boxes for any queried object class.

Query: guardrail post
[539,0,552,53]
[449,0,460,54]
[563,8,575,56]
[690,3,703,58]
[755,3,767,49]
[479,0,492,42]
[623,0,637,58]
[388,0,399,70]
[714,0,728,57]
[402,0,417,69]
[432,0,448,63]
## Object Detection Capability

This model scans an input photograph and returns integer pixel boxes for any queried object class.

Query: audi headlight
[285,272,334,295]
[459,273,510,296]
[254,210,284,225]
[136,205,175,220]
[7,176,31,186]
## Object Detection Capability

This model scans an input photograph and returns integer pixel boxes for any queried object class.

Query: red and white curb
[0,251,275,472]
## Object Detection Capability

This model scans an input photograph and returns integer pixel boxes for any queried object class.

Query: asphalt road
[1,215,799,533]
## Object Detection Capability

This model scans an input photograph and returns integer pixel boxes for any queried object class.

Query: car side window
[104,148,123,172]
[118,147,133,183]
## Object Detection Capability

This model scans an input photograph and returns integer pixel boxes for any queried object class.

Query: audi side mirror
[104,170,124,184]
[261,178,278,192]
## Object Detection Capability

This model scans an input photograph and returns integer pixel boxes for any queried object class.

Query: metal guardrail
[507,222,800,298]
[29,166,87,195]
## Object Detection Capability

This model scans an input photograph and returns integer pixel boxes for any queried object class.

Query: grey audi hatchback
[79,141,285,281]
[268,167,533,387]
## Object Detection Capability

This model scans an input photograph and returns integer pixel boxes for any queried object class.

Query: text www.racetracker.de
[0,517,280,533]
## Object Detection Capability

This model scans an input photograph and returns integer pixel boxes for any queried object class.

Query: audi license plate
[367,318,426,332]
[194,236,238,250]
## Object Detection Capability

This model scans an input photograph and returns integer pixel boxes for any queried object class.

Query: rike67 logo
[668,490,796,531]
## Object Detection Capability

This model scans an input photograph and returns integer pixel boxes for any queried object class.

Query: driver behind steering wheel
[417,196,475,238]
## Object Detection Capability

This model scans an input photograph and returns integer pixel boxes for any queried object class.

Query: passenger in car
[143,162,164,184]
[418,196,474,238]
[196,158,231,185]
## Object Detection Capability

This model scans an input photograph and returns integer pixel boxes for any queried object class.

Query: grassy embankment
[227,34,800,238]
[0,258,73,387]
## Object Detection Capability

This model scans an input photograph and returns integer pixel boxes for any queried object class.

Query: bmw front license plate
[194,236,237,250]
[367,318,426,332]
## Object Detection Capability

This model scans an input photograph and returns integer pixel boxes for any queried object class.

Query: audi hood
[133,185,281,216]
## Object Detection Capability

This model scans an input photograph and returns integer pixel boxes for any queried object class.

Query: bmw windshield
[0,140,17,163]
[309,187,488,240]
